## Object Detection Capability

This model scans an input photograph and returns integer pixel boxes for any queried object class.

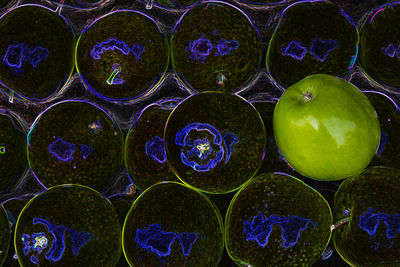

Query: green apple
[273,74,380,181]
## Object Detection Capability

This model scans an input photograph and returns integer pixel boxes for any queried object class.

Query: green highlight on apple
[273,74,381,181]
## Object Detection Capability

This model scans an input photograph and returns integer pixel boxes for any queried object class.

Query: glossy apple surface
[273,74,380,181]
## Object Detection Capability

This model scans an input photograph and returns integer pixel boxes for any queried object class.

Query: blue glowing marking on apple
[177,232,198,256]
[80,144,94,160]
[28,218,91,262]
[136,224,198,257]
[281,41,307,60]
[131,44,145,62]
[48,137,76,163]
[376,131,388,156]
[382,44,396,58]
[223,132,238,163]
[310,39,338,62]
[186,35,213,62]
[27,46,50,68]
[3,44,27,69]
[22,234,32,255]
[68,228,91,255]
[214,39,239,56]
[186,138,213,160]
[244,212,316,248]
[33,218,67,262]
[88,119,102,134]
[175,123,224,172]
[145,136,167,164]
[30,255,39,264]
[3,44,49,71]
[135,224,177,257]
[90,38,130,60]
[359,208,400,238]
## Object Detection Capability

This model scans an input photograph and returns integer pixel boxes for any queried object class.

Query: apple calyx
[301,91,314,103]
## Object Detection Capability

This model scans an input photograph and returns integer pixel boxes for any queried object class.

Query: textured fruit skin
[273,74,381,181]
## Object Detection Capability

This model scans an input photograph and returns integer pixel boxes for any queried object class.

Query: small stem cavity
[302,91,313,102]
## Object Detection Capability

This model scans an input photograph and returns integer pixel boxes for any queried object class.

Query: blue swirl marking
[27,47,50,68]
[33,218,67,262]
[3,44,25,69]
[359,208,400,238]
[68,228,91,255]
[186,35,213,62]
[90,38,130,60]
[30,255,39,264]
[214,39,239,56]
[49,137,76,163]
[175,123,224,172]
[22,233,48,255]
[310,39,338,62]
[135,224,198,257]
[21,218,92,263]
[131,44,145,62]
[382,44,396,58]
[223,132,239,163]
[376,131,388,156]
[2,44,49,70]
[80,144,94,160]
[281,41,307,60]
[175,123,239,172]
[177,232,199,256]
[244,212,316,248]
[145,136,167,164]
[136,224,177,257]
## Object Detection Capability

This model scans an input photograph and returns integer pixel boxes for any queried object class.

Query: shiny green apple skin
[273,74,381,181]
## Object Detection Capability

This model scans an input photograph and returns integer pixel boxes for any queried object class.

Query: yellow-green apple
[273,74,380,181]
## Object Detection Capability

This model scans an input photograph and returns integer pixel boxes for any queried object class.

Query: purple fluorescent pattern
[135,224,198,257]
[80,144,94,159]
[359,208,400,238]
[2,44,49,70]
[131,44,145,62]
[186,35,213,62]
[222,132,238,163]
[145,136,167,164]
[3,44,26,69]
[27,46,50,68]
[175,123,225,172]
[30,255,38,264]
[48,137,76,163]
[309,39,338,62]
[33,218,67,262]
[244,212,316,248]
[382,44,396,58]
[90,38,130,60]
[214,39,239,56]
[68,228,91,255]
[281,41,307,60]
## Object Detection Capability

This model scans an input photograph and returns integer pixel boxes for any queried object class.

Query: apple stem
[302,91,313,102]
[330,216,351,232]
